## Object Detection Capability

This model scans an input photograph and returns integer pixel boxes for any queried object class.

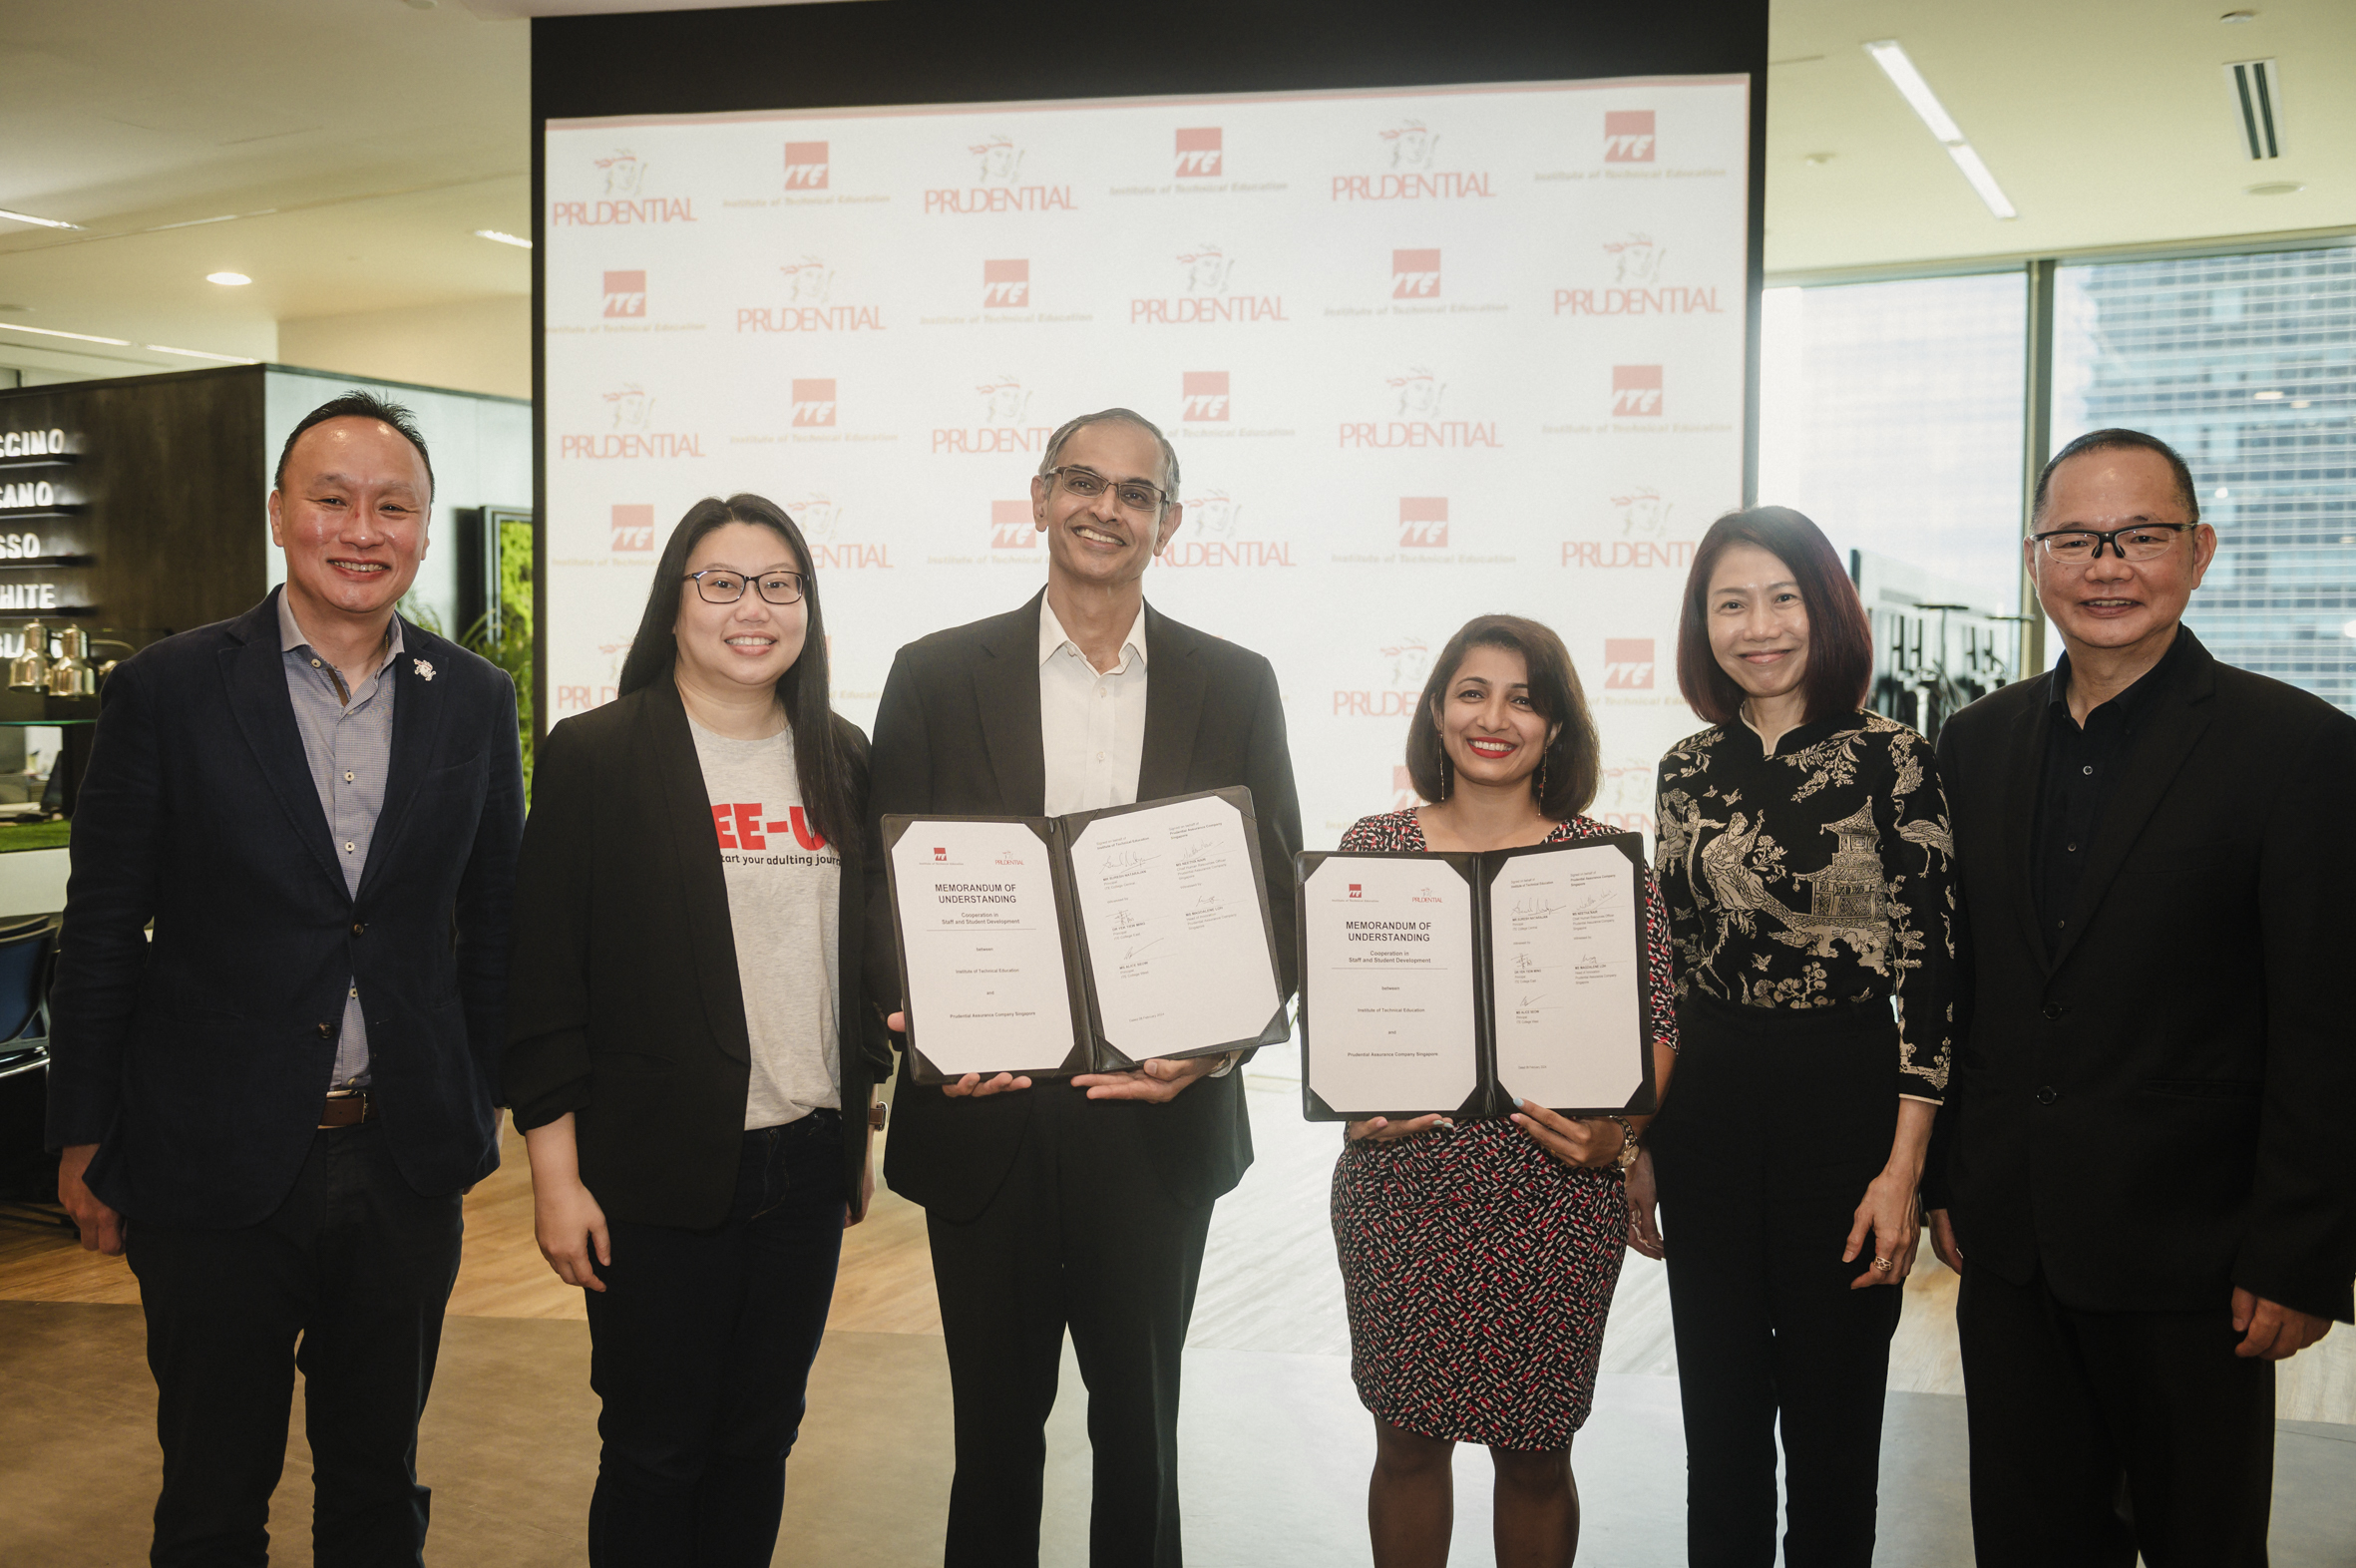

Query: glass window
[2054,244,2356,713]
[1759,272,2028,617]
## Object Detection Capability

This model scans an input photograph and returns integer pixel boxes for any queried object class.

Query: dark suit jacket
[864,591,1302,1222]
[503,679,887,1229]
[1930,629,2356,1322]
[46,589,525,1226]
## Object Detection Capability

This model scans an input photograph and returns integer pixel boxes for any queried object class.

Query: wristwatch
[1606,1115,1641,1172]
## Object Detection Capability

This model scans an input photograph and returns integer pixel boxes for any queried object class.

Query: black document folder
[883,787,1290,1084]
[1295,833,1658,1122]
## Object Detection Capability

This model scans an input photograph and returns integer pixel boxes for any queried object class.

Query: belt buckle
[319,1089,370,1130]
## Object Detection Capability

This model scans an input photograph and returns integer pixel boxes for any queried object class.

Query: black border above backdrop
[530,0,1771,739]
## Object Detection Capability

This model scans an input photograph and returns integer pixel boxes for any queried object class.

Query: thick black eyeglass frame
[2027,522,2197,561]
[685,567,806,604]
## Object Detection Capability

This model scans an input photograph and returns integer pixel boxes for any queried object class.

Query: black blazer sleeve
[2243,710,2356,1320]
[1241,651,1303,1004]
[45,659,166,1149]
[863,647,934,1015]
[502,715,596,1130]
[459,674,526,1097]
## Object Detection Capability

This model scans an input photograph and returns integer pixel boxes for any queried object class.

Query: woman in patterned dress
[1640,507,1958,1568]
[1331,614,1681,1568]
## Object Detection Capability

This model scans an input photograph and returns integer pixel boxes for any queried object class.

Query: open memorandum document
[1294,834,1658,1120]
[883,788,1289,1083]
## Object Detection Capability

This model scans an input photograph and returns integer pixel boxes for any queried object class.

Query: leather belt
[318,1091,374,1129]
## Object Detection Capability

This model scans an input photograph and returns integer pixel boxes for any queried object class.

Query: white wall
[278,295,530,402]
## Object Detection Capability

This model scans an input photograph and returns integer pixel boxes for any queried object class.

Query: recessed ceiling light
[1862,40,2017,219]
[1803,153,1835,167]
[206,271,252,286]
[146,343,258,363]
[0,322,132,346]
[2343,617,2356,639]
[474,228,533,249]
[2221,9,2257,21]
[2246,181,2303,196]
[0,207,83,231]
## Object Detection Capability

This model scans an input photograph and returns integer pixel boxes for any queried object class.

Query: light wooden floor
[5,1062,2350,1424]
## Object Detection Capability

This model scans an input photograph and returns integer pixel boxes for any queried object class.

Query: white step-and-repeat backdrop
[544,77,1750,848]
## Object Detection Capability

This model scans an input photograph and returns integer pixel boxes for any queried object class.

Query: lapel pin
[413,658,435,681]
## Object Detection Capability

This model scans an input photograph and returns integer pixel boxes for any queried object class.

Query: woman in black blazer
[505,494,887,1567]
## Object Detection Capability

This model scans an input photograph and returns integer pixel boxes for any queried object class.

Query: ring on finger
[1871,1255,1894,1274]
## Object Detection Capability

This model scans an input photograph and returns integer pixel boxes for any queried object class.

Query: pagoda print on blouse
[1654,710,1957,1100]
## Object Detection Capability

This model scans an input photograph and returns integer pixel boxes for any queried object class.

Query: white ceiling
[1,0,2348,381]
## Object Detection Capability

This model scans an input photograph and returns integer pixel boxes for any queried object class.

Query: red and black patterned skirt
[1332,1116,1627,1451]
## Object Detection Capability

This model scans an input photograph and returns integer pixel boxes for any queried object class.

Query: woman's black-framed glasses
[2029,523,2195,564]
[686,568,806,604]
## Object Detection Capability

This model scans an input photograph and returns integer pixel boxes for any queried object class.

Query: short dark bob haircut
[1676,506,1871,728]
[274,389,436,499]
[1404,614,1600,820]
[2031,427,2199,528]
[615,494,858,852]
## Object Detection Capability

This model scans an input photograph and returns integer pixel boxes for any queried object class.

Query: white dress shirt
[1038,596,1149,819]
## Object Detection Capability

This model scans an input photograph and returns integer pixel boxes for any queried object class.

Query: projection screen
[543,75,1749,847]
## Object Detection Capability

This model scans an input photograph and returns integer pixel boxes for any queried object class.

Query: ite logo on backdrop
[783,141,830,190]
[610,505,655,554]
[1398,497,1449,549]
[602,270,645,319]
[983,258,1030,309]
[1605,111,1657,164]
[990,500,1035,551]
[1391,248,1440,299]
[1613,365,1665,417]
[1182,371,1230,422]
[1604,638,1656,690]
[1175,127,1222,178]
[792,379,838,427]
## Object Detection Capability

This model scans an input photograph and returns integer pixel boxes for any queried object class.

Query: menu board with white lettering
[1295,833,1656,1119]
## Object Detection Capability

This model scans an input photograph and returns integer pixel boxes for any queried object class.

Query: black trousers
[1956,1260,2274,1567]
[1648,995,1903,1568]
[925,1081,1215,1568]
[125,1120,465,1568]
[584,1112,847,1568]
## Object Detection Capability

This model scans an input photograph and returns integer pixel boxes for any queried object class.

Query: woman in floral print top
[1643,507,1959,1568]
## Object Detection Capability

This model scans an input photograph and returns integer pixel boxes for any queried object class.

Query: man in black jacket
[48,392,525,1567]
[867,408,1301,1567]
[1926,428,2354,1568]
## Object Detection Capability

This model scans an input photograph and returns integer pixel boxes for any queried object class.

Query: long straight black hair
[615,494,857,853]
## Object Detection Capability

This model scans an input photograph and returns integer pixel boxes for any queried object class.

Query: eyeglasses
[2029,523,2195,564]
[685,568,806,604]
[1043,466,1172,516]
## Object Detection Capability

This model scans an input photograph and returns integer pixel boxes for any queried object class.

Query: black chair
[0,914,67,1230]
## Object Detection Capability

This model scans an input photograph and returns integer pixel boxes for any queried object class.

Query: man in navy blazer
[47,391,525,1567]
